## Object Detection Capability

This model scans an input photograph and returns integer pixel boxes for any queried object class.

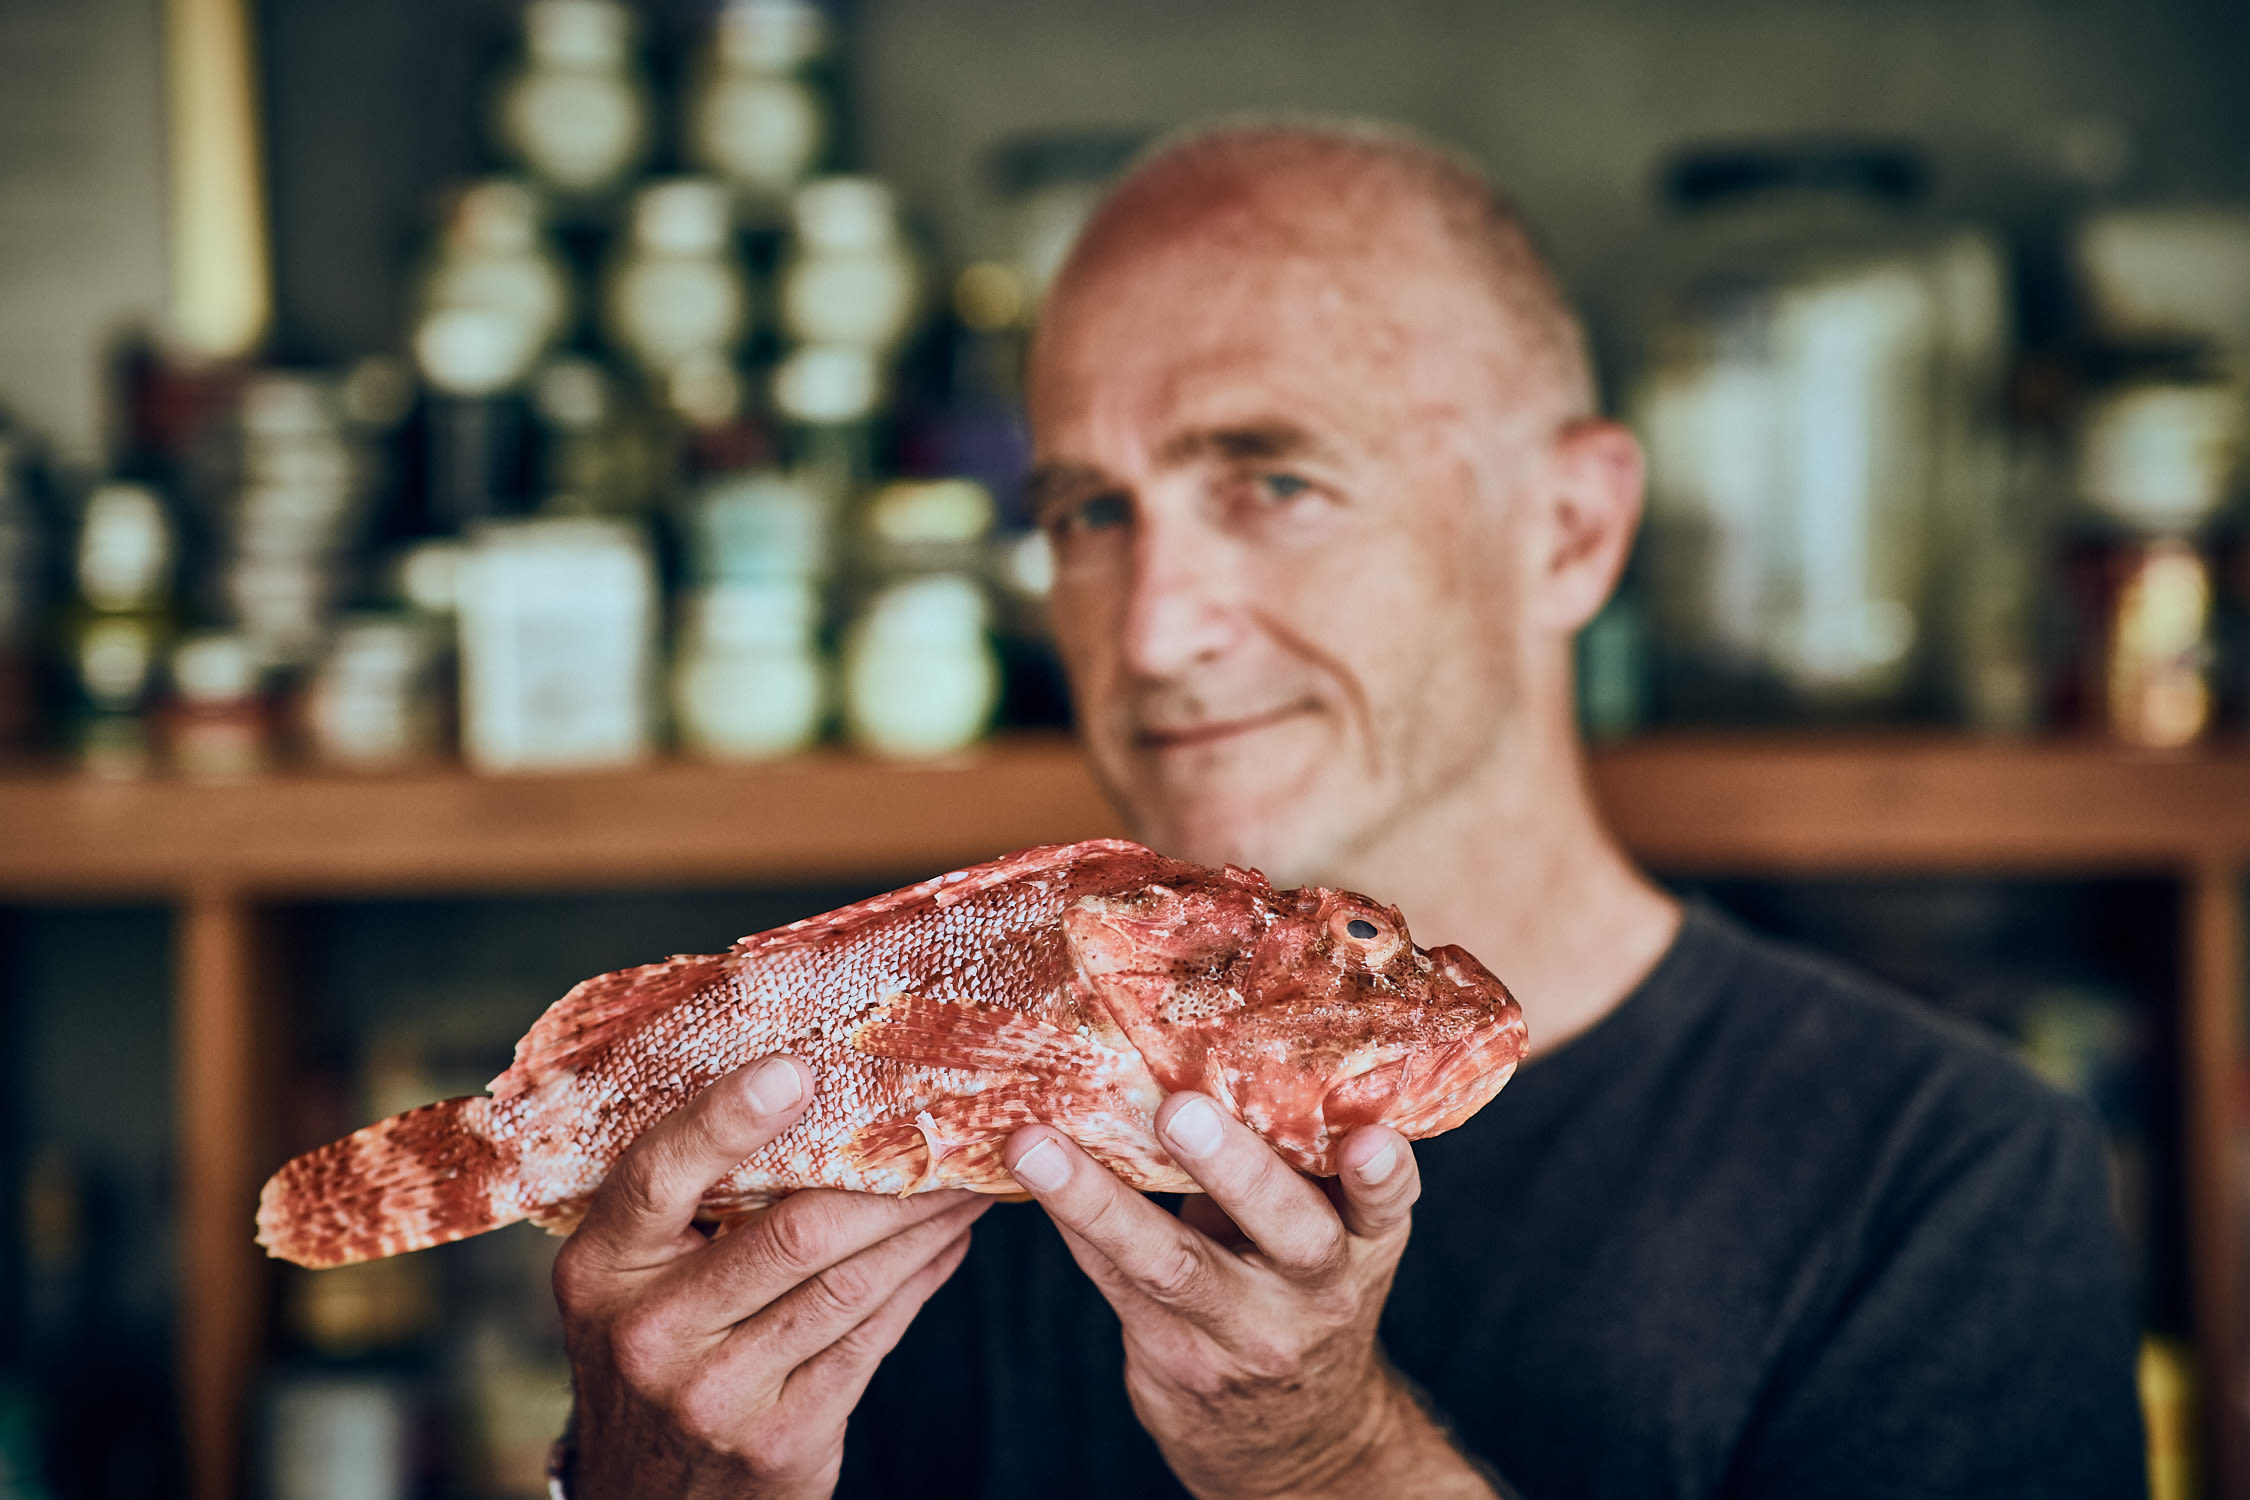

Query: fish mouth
[1380,946,1528,1139]
[1135,699,1318,752]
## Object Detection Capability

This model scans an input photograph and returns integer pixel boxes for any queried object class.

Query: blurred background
[2,0,2249,1496]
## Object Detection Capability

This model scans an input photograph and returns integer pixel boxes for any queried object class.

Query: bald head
[1045,118,1596,421]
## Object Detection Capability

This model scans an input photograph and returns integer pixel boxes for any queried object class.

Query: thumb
[1333,1126,1420,1241]
[573,1056,813,1269]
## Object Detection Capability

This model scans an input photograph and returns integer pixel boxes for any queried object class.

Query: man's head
[1028,118,1642,883]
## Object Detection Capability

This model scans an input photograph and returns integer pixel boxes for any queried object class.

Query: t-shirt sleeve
[1725,1095,2147,1498]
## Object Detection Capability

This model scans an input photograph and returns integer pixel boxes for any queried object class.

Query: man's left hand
[1002,1095,1455,1500]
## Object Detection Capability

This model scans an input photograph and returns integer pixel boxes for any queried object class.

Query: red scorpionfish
[258,839,1528,1268]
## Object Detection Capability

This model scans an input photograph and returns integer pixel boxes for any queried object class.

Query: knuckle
[1141,1237,1210,1306]
[609,1304,679,1383]
[550,1241,600,1315]
[670,1374,738,1448]
[806,1256,881,1322]
[759,1196,833,1273]
[1299,1224,1353,1282]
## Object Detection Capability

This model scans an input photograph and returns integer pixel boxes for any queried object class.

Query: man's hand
[1003,1096,1493,1500]
[553,1057,990,1500]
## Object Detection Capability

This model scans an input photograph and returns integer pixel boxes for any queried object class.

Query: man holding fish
[550,122,2145,1496]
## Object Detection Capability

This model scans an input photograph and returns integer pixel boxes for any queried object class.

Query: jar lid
[632,178,733,254]
[444,180,544,256]
[78,482,172,611]
[2076,381,2249,533]
[864,479,995,545]
[773,344,879,423]
[526,0,632,66]
[858,573,989,643]
[716,0,827,69]
[174,631,262,704]
[791,176,898,250]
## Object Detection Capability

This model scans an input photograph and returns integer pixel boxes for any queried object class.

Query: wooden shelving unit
[3,734,2245,1499]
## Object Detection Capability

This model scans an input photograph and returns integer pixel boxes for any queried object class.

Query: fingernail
[1164,1097,1224,1159]
[744,1058,803,1114]
[1354,1141,1401,1186]
[1011,1138,1070,1192]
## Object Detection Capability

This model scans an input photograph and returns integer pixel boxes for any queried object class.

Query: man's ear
[1527,418,1643,634]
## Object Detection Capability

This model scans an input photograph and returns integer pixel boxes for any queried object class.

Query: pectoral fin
[848,991,1103,1076]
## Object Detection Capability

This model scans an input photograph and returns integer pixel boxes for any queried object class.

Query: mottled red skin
[258,840,1526,1268]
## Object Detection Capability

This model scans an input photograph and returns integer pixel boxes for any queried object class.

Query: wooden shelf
[4,732,2245,1500]
[5,733,2247,898]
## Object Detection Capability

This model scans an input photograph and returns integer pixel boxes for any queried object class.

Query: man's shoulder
[1683,904,2089,1145]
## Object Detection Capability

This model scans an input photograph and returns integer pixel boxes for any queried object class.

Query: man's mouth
[1135,699,1316,752]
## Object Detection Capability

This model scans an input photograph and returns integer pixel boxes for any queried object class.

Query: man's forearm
[1281,1371,1507,1500]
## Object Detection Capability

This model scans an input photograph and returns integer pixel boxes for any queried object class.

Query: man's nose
[1122,515,1246,678]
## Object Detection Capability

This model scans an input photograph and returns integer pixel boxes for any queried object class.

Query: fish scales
[258,839,1527,1269]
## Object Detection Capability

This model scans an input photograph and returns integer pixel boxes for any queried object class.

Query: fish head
[1064,869,1527,1175]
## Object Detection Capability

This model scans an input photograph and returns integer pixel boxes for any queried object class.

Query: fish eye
[1346,918,1378,941]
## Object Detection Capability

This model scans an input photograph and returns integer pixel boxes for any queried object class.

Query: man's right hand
[552,1056,990,1500]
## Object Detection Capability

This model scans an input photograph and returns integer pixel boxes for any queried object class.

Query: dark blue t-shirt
[839,905,2146,1498]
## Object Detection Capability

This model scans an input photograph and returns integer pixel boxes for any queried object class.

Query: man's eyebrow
[1024,461,1113,516]
[1155,422,1334,468]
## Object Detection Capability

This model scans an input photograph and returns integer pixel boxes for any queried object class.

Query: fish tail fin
[256,1096,519,1267]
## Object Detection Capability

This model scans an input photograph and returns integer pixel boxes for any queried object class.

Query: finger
[664,1185,987,1326]
[727,1195,990,1381]
[574,1057,813,1269]
[1332,1125,1421,1241]
[1004,1125,1230,1317]
[778,1222,977,1429]
[1153,1093,1349,1281]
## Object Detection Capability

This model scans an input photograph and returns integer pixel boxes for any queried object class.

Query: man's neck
[1321,727,1680,1058]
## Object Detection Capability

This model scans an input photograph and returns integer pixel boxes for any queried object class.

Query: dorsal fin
[729,839,1166,959]
[487,951,733,1099]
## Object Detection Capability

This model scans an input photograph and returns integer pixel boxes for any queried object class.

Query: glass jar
[1628,144,2010,723]
[411,181,571,399]
[456,518,657,772]
[686,0,831,211]
[778,177,920,355]
[672,581,827,759]
[304,617,444,771]
[841,573,999,758]
[603,179,750,382]
[492,0,650,200]
[164,630,271,780]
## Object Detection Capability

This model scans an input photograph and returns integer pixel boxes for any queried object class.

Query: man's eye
[1259,472,1312,501]
[1070,493,1131,532]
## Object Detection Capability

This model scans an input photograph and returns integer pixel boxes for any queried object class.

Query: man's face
[1028,206,1547,882]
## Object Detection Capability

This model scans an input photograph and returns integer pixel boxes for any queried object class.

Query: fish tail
[256,1096,519,1268]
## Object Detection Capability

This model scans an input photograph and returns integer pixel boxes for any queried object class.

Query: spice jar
[673,581,827,760]
[685,0,831,210]
[164,630,271,781]
[841,574,999,758]
[492,0,651,199]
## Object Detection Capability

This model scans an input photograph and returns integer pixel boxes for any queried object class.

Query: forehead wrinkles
[1036,238,1489,463]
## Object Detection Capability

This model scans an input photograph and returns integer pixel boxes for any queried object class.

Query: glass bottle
[603,178,751,391]
[686,0,831,214]
[66,481,176,776]
[492,0,651,201]
[1628,144,2010,724]
[778,177,921,357]
[841,573,999,758]
[411,181,570,527]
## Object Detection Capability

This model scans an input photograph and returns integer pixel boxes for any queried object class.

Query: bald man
[547,122,2144,1499]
